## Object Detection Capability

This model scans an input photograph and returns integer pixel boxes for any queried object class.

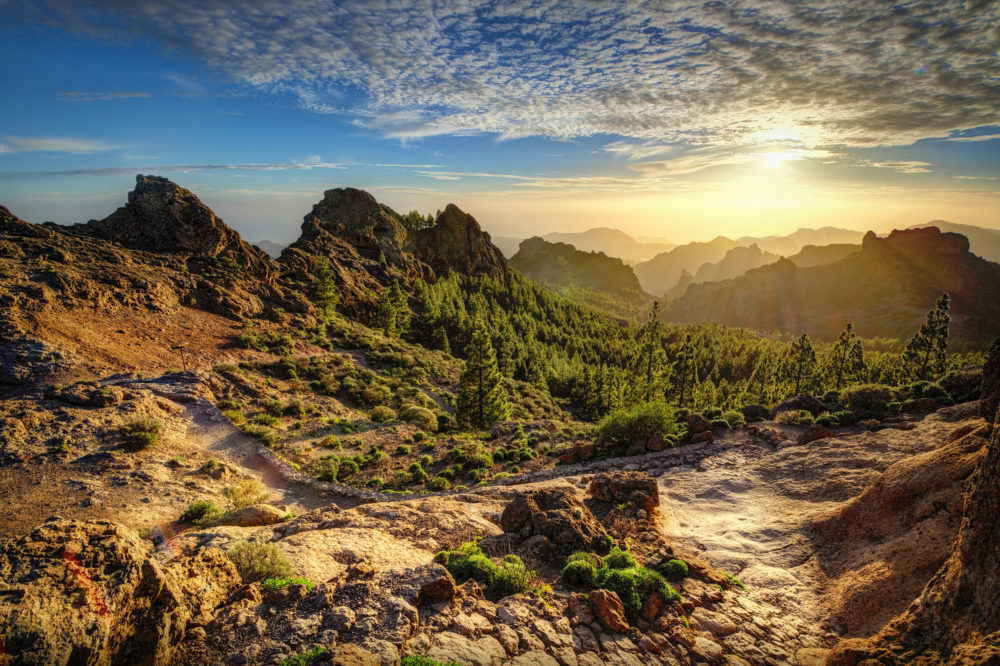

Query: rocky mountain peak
[75,174,274,280]
[408,203,509,284]
[862,226,970,256]
[299,187,409,262]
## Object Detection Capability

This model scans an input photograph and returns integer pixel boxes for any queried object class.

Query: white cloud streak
[0,136,119,154]
[57,91,151,101]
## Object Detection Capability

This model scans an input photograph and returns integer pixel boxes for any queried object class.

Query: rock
[427,631,504,666]
[685,413,712,433]
[215,503,287,527]
[691,636,725,662]
[409,204,510,286]
[508,651,560,666]
[646,436,666,452]
[797,424,833,446]
[0,518,239,665]
[494,623,520,654]
[692,430,714,443]
[558,442,594,464]
[329,644,380,666]
[983,337,1000,424]
[496,597,534,625]
[638,634,663,654]
[770,394,826,418]
[641,593,664,621]
[626,439,647,456]
[406,563,457,605]
[588,471,659,513]
[901,397,938,413]
[499,488,607,552]
[690,608,738,636]
[588,589,629,633]
[741,404,769,422]
[324,606,357,632]
[47,382,123,408]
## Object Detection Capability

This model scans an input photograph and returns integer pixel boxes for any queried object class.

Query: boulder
[901,397,938,413]
[406,563,457,605]
[982,337,1000,425]
[685,413,712,433]
[0,518,239,665]
[797,424,833,446]
[741,404,769,422]
[589,471,660,513]
[770,394,826,418]
[215,503,287,527]
[588,589,629,633]
[499,488,607,552]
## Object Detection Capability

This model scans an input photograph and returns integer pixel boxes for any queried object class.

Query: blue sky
[0,0,998,244]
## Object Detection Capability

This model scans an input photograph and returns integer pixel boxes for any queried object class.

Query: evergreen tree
[829,323,866,390]
[372,281,410,337]
[786,333,817,396]
[904,293,951,381]
[432,325,451,354]
[311,259,339,319]
[637,301,666,402]
[671,334,697,407]
[389,281,410,337]
[457,321,510,429]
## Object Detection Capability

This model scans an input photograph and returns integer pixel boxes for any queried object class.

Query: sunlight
[765,153,786,168]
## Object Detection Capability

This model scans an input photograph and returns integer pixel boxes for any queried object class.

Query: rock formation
[408,204,508,286]
[76,175,275,281]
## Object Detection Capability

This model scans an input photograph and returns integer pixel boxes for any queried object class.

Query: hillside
[736,226,862,256]
[909,220,1000,263]
[542,227,674,264]
[509,236,650,315]
[664,227,1000,342]
[668,244,780,299]
[787,243,861,268]
[633,236,741,295]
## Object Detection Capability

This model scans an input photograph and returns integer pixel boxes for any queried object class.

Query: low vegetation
[434,541,543,601]
[561,546,681,619]
[227,541,294,583]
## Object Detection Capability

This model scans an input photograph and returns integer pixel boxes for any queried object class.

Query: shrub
[399,405,438,432]
[315,458,339,482]
[595,565,680,619]
[396,444,412,455]
[370,406,397,423]
[283,400,306,417]
[597,533,614,554]
[241,424,278,447]
[227,540,294,583]
[125,431,159,448]
[710,419,730,429]
[816,412,838,427]
[491,554,535,598]
[419,454,433,466]
[562,559,597,588]
[222,409,245,425]
[124,414,164,435]
[655,558,688,582]
[409,462,429,482]
[595,402,677,450]
[725,572,747,591]
[261,577,315,593]
[263,399,284,417]
[180,499,222,527]
[400,656,460,666]
[427,476,450,491]
[320,435,342,449]
[842,384,895,415]
[434,541,537,600]
[603,546,638,570]
[833,410,858,426]
[251,414,281,427]
[339,459,360,477]
[226,480,271,509]
[279,646,326,666]
[775,409,813,425]
[721,410,745,427]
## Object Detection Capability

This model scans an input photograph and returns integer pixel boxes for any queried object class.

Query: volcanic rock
[499,488,607,552]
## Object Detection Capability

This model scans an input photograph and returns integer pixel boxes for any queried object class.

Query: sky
[0,0,998,245]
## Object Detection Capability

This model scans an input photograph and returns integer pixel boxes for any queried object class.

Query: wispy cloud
[11,1,998,150]
[868,161,934,174]
[57,91,151,101]
[945,132,1000,143]
[0,136,118,154]
[0,160,441,179]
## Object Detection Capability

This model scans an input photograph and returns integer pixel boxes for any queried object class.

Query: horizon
[1,2,998,244]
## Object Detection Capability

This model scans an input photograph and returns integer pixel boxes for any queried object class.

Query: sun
[764,153,786,168]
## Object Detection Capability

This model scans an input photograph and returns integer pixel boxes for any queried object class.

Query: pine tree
[829,323,865,390]
[786,333,817,396]
[389,281,410,337]
[372,288,398,336]
[637,301,666,402]
[671,334,697,407]
[311,259,339,319]
[457,321,510,429]
[904,293,951,381]
[432,325,450,354]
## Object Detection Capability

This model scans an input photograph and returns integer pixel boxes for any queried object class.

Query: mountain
[254,240,286,258]
[736,226,863,256]
[787,243,861,268]
[541,227,674,264]
[633,236,741,295]
[492,235,524,258]
[509,236,650,314]
[664,227,1000,342]
[668,244,780,299]
[909,220,1000,263]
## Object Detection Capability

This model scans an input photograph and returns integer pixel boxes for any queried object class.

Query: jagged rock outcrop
[499,488,608,553]
[826,338,1000,663]
[0,517,239,665]
[76,175,275,281]
[408,204,508,286]
[509,236,647,309]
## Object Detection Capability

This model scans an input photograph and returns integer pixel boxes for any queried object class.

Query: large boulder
[770,394,826,418]
[499,488,607,552]
[982,337,1000,426]
[215,504,287,527]
[0,518,240,665]
[588,471,660,514]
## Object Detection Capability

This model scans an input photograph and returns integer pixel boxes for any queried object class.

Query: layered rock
[408,204,508,286]
[76,175,275,281]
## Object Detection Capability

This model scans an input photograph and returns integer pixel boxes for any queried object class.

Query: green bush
[226,480,270,509]
[339,459,360,477]
[180,499,222,526]
[842,384,895,415]
[775,409,814,425]
[562,559,597,588]
[655,559,689,582]
[603,546,638,570]
[370,406,397,423]
[279,646,326,666]
[595,402,677,450]
[400,656,460,666]
[241,423,278,447]
[710,419,730,429]
[491,554,535,598]
[125,431,159,448]
[396,444,411,455]
[122,414,164,448]
[833,410,858,426]
[721,410,745,427]
[434,541,537,600]
[251,414,281,427]
[227,540,294,583]
[261,577,315,593]
[399,405,438,432]
[427,476,450,491]
[320,435,342,448]
[595,565,679,619]
[315,458,339,482]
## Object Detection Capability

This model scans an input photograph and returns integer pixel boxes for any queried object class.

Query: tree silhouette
[829,323,866,390]
[787,333,817,395]
[671,334,697,407]
[904,293,951,381]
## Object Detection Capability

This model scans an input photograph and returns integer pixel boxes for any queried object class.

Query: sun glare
[765,153,785,168]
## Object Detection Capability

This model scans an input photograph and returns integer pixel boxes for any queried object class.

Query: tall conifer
[457,321,510,428]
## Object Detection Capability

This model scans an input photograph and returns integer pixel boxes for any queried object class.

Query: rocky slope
[667,244,780,300]
[633,237,740,296]
[509,237,650,312]
[909,220,1000,263]
[664,227,1000,342]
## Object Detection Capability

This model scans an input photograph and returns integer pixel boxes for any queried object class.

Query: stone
[770,394,826,418]
[685,413,713,433]
[588,471,659,512]
[646,436,666,452]
[407,563,457,604]
[691,636,724,662]
[690,608,739,636]
[741,404,769,422]
[901,397,938,413]
[324,606,356,632]
[692,430,714,443]
[427,631,503,666]
[499,488,607,552]
[494,623,520,655]
[215,503,287,527]
[509,651,560,666]
[797,424,833,446]
[588,589,629,633]
[329,644,380,666]
[497,598,533,625]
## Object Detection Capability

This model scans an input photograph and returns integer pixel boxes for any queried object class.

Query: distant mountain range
[909,220,1000,263]
[663,227,1000,342]
[666,244,781,300]
[494,227,673,263]
[509,237,650,315]
[254,240,286,259]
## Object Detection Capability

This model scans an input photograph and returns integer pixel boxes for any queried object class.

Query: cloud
[945,132,1000,143]
[58,91,152,101]
[0,160,439,179]
[8,1,1000,150]
[868,161,934,174]
[954,175,998,180]
[0,136,119,154]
